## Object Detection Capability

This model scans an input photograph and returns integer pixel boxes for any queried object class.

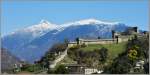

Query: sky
[1,0,149,36]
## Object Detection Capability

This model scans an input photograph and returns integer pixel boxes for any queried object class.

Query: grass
[81,42,127,59]
[80,44,103,51]
[17,71,33,74]
[104,42,127,59]
[21,64,43,73]
[57,55,77,65]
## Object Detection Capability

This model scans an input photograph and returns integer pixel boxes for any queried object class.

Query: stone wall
[68,36,130,48]
[79,39,116,45]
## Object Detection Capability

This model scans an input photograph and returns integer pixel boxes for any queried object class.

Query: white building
[85,68,98,74]
[135,60,145,69]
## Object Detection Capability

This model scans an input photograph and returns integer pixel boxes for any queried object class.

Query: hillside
[81,42,127,59]
[1,48,21,73]
[59,41,127,66]
[55,34,149,74]
[14,33,149,74]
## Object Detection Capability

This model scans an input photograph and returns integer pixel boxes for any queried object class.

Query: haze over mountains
[2,18,129,63]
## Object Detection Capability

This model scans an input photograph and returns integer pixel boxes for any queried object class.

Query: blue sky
[1,0,149,36]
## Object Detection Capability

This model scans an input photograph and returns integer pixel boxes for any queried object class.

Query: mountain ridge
[2,18,129,63]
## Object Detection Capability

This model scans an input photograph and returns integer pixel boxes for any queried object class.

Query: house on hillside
[133,60,145,73]
[85,68,99,74]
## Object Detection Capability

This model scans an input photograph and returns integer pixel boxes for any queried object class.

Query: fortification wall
[83,40,115,45]
[68,37,129,48]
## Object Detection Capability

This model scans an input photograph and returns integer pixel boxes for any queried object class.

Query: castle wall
[68,43,77,48]
[82,40,115,45]
[78,39,117,45]
[68,37,129,48]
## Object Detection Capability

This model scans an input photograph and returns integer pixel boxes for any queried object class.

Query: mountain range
[2,18,129,63]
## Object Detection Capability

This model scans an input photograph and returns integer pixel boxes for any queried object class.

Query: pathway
[49,47,68,68]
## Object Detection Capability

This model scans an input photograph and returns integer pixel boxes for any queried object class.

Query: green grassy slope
[61,42,127,65]
[80,42,127,59]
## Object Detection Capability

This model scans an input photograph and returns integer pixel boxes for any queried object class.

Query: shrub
[143,62,149,74]
[128,49,137,61]
[76,37,80,45]
[50,43,67,53]
[54,65,69,74]
[81,43,87,48]
[99,47,108,62]
[47,69,55,74]
[104,56,132,74]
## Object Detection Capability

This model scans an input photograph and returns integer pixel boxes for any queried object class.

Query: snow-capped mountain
[2,20,57,50]
[20,20,56,37]
[8,20,58,37]
[1,18,129,63]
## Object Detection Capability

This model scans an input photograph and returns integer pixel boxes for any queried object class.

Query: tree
[103,55,132,74]
[76,37,80,45]
[99,47,108,62]
[110,57,132,74]
[50,43,67,53]
[98,36,101,39]
[54,65,69,74]
[111,30,115,39]
[116,36,119,44]
[143,62,149,74]
[104,35,149,74]
[47,69,55,74]
[133,34,138,40]
[128,48,137,61]
[64,38,69,47]
[126,35,149,59]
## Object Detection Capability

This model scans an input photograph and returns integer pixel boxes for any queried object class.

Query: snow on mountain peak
[20,20,59,37]
[76,18,102,24]
[78,18,119,25]
[4,18,119,37]
[39,19,57,29]
[5,20,59,38]
[61,18,119,27]
[40,19,52,26]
